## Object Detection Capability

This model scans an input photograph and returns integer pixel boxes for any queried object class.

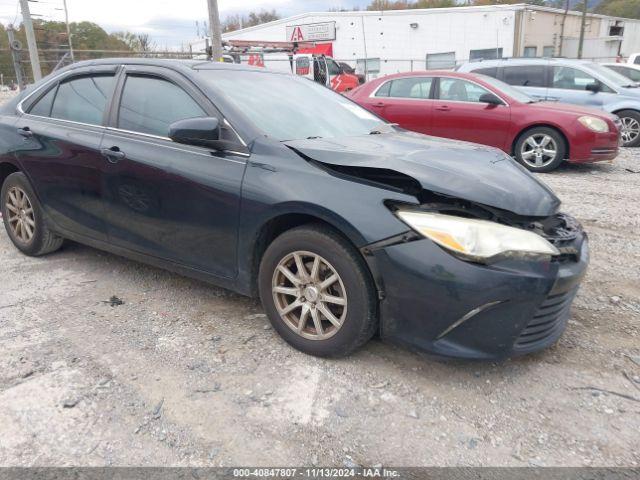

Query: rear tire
[514,127,566,173]
[617,110,640,147]
[258,224,378,358]
[1,172,63,256]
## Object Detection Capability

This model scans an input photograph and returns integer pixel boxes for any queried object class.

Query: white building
[211,4,640,79]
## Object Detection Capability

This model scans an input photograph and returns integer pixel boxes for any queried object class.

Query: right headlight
[396,210,559,262]
[578,116,609,133]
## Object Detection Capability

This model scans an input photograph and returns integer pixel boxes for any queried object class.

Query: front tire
[514,127,566,173]
[1,172,63,256]
[617,110,640,147]
[258,225,378,358]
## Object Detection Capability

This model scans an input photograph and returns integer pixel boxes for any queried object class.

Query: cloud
[0,0,371,48]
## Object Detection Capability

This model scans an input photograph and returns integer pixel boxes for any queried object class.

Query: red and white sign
[286,22,336,42]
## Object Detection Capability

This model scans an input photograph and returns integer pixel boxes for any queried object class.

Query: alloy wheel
[520,134,558,168]
[5,186,36,245]
[272,251,348,341]
[621,117,640,145]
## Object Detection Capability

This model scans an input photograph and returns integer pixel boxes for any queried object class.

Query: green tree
[367,0,479,9]
[0,20,134,84]
[222,9,281,33]
[113,31,157,52]
[595,0,640,18]
[472,0,548,5]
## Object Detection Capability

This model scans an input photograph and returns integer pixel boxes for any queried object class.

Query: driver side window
[118,75,206,137]
[551,67,613,92]
[327,59,341,76]
[439,78,491,103]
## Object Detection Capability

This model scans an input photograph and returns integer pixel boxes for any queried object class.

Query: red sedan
[347,71,620,172]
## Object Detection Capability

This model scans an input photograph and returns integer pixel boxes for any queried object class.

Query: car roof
[459,58,597,69]
[371,70,479,82]
[602,62,640,69]
[58,57,276,74]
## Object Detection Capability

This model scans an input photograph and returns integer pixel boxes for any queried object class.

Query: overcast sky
[0,0,371,48]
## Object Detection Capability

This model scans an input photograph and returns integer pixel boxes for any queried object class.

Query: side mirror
[169,117,222,149]
[479,93,503,105]
[586,82,602,93]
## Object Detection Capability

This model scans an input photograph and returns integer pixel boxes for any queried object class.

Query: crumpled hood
[285,131,560,217]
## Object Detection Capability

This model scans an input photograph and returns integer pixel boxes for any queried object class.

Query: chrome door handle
[17,127,33,138]
[101,147,126,163]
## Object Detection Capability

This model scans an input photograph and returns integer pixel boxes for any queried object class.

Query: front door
[101,67,247,278]
[430,77,511,150]
[12,69,117,241]
[546,66,616,108]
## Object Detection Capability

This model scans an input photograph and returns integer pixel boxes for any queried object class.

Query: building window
[542,46,555,58]
[523,46,537,58]
[609,22,624,36]
[426,52,456,70]
[356,58,380,75]
[469,48,503,61]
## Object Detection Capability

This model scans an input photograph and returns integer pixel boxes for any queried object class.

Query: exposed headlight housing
[578,116,609,133]
[396,210,559,262]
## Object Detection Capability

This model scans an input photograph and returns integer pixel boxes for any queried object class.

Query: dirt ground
[0,148,638,468]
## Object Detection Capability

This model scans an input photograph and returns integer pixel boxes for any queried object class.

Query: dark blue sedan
[0,59,588,359]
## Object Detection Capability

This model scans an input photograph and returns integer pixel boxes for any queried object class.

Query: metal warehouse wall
[617,20,640,57]
[221,6,519,77]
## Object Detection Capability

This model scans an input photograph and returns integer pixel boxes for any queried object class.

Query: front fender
[234,140,417,294]
[604,100,640,114]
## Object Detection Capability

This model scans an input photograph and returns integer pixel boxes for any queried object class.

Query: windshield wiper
[306,136,323,139]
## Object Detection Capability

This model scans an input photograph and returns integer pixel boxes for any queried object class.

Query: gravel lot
[0,147,639,467]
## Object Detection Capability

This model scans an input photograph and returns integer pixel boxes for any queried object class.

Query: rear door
[364,76,434,134]
[100,66,247,278]
[430,76,511,149]
[13,67,117,241]
[501,64,549,101]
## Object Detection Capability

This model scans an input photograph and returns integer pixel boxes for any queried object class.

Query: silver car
[458,58,640,146]
[602,63,640,84]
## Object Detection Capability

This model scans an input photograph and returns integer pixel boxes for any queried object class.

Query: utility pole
[577,0,588,59]
[7,25,26,90]
[19,0,42,81]
[62,0,74,62]
[206,0,223,61]
[558,0,570,57]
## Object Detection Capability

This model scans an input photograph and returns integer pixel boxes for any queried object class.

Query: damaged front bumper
[366,222,589,360]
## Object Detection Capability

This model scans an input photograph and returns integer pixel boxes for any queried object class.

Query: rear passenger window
[375,81,391,97]
[503,65,547,87]
[118,75,207,137]
[50,75,115,125]
[28,86,57,117]
[388,77,433,99]
[473,67,498,78]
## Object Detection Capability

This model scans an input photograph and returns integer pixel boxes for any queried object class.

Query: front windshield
[587,63,638,87]
[474,74,536,103]
[201,70,383,141]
